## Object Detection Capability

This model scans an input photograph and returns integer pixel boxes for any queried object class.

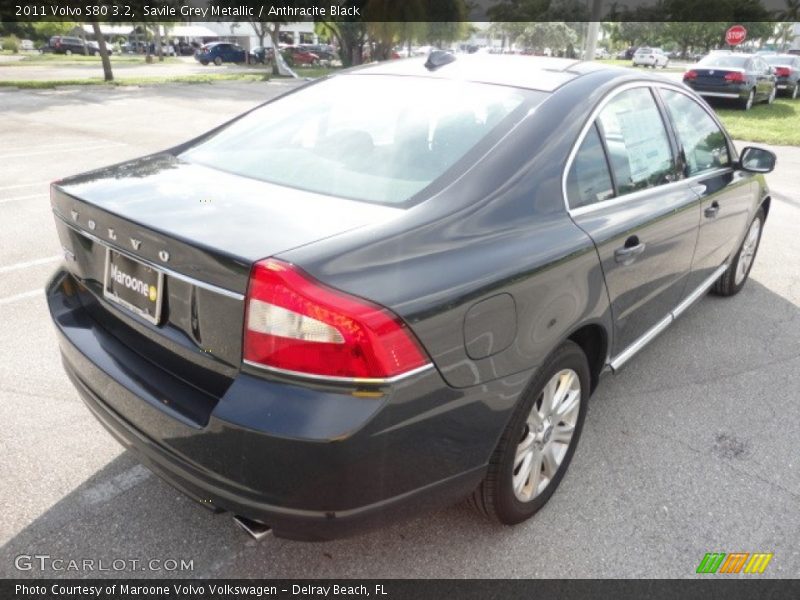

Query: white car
[594,47,610,59]
[632,47,670,68]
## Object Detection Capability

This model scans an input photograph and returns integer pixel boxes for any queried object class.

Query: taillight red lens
[775,67,791,77]
[724,71,745,82]
[243,259,429,380]
[683,70,698,80]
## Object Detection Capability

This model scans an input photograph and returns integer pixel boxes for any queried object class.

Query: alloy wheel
[746,89,755,110]
[735,218,762,285]
[768,87,776,104]
[512,369,581,502]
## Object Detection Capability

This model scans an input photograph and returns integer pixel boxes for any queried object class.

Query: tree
[89,21,113,81]
[516,22,577,55]
[775,0,800,20]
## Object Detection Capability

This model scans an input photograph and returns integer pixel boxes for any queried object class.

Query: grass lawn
[3,53,182,66]
[715,98,800,146]
[0,73,269,89]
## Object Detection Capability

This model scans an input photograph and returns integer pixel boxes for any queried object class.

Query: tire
[712,207,765,297]
[200,60,208,66]
[741,88,755,111]
[767,86,776,104]
[65,49,72,56]
[791,84,799,100]
[663,60,670,69]
[469,340,590,525]
[213,56,222,66]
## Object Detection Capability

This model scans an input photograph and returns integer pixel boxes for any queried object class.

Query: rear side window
[659,89,730,176]
[566,124,614,209]
[596,87,674,196]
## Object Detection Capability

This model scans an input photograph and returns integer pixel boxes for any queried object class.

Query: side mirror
[738,146,776,174]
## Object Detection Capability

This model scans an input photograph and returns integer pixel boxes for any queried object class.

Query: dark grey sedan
[683,53,777,110]
[764,54,800,99]
[47,54,775,541]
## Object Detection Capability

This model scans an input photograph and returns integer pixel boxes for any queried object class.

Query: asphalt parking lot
[0,81,798,579]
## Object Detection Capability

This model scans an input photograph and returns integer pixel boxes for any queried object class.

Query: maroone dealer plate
[103,247,164,324]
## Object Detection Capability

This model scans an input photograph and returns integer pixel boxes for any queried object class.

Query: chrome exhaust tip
[233,515,272,541]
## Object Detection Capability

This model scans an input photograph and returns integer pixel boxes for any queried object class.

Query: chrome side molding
[609,263,729,372]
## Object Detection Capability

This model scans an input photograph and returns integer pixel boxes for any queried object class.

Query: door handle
[690,183,707,196]
[615,236,646,265]
[704,201,720,218]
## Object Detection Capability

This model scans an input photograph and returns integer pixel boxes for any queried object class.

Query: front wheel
[767,86,776,105]
[469,340,589,525]
[712,208,765,297]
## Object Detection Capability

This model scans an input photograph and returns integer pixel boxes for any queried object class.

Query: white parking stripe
[0,289,43,306]
[0,255,61,274]
[0,142,124,159]
[0,181,50,191]
[0,193,47,204]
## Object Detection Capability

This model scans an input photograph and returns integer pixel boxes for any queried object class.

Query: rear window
[637,48,652,54]
[182,75,533,205]
[699,55,749,68]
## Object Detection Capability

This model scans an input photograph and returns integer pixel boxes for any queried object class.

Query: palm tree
[776,0,800,20]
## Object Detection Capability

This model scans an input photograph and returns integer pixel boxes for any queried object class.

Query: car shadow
[1,278,798,578]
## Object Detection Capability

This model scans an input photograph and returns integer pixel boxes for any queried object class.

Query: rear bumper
[48,269,519,540]
[687,83,749,100]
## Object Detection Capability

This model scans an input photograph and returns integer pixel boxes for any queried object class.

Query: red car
[283,45,320,66]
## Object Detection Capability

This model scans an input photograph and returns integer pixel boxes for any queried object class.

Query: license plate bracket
[103,247,164,324]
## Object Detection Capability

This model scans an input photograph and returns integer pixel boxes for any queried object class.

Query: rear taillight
[683,70,698,80]
[243,259,429,380]
[724,72,745,83]
[775,67,791,77]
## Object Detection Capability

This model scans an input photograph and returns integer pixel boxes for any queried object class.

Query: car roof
[347,55,614,92]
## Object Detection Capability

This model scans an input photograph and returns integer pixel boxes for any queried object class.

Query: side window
[659,89,730,176]
[596,87,675,196]
[566,124,615,209]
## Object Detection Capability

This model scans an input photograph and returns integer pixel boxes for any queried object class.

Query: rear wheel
[200,60,208,66]
[712,207,764,297]
[469,341,589,524]
[213,56,222,66]
[791,84,799,100]
[741,88,755,111]
[65,49,72,56]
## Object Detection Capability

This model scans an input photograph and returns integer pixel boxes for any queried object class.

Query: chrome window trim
[562,80,736,217]
[56,212,245,301]
[243,360,435,386]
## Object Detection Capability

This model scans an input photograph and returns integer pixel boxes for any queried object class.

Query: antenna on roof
[425,50,456,71]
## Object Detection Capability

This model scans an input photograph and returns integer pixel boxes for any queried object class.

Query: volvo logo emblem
[87,219,96,231]
[158,250,170,262]
[71,210,79,222]
[131,238,142,251]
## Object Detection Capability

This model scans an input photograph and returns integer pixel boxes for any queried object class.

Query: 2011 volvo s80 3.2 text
[47,53,776,541]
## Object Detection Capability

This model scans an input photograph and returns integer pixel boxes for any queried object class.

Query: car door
[753,58,771,99]
[565,85,701,358]
[657,86,756,291]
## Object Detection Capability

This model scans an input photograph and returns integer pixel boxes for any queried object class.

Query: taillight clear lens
[243,259,429,380]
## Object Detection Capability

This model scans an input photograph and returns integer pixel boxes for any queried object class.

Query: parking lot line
[0,181,50,191]
[0,142,125,160]
[0,289,43,306]
[0,193,48,205]
[0,255,61,274]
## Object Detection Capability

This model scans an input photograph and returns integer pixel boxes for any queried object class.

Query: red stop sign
[726,25,747,46]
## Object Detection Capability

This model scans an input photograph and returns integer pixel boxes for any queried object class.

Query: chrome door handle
[690,183,707,195]
[615,237,646,265]
[704,201,720,218]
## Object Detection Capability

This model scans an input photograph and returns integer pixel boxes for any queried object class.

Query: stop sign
[726,25,747,46]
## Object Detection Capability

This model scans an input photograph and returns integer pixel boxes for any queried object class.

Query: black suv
[46,36,96,55]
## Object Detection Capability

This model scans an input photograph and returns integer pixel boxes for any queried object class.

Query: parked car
[176,41,200,56]
[282,45,321,66]
[47,53,775,541]
[195,42,246,65]
[20,39,35,51]
[298,43,337,62]
[632,47,669,68]
[46,36,96,56]
[594,47,610,59]
[683,53,777,110]
[249,46,275,64]
[763,54,800,99]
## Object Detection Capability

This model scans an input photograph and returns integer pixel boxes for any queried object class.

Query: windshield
[636,48,652,54]
[181,75,532,205]
[699,55,749,68]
